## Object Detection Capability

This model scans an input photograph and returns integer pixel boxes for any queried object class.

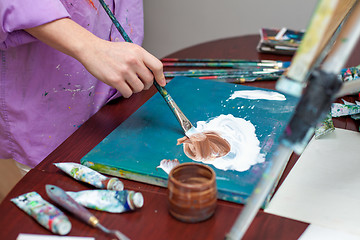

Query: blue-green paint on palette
[81,76,298,205]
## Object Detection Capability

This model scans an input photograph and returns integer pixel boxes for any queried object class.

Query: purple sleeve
[0,0,70,49]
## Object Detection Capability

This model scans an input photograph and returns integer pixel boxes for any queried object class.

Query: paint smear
[177,132,230,161]
[157,159,180,174]
[178,114,265,172]
[86,0,97,10]
[228,90,286,101]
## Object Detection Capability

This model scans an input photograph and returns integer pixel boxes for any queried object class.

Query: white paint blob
[157,159,180,174]
[193,114,265,172]
[228,90,286,101]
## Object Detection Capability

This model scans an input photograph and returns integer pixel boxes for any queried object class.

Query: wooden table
[0,35,359,240]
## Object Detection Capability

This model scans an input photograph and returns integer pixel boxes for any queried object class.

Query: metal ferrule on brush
[168,98,194,133]
[154,81,194,133]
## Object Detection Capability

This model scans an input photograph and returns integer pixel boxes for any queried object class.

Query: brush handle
[162,62,280,68]
[162,58,282,63]
[45,185,97,226]
[98,0,194,134]
[98,0,132,43]
[164,69,283,78]
[153,81,194,133]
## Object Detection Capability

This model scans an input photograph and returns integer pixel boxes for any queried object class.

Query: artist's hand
[78,40,166,98]
[25,18,166,98]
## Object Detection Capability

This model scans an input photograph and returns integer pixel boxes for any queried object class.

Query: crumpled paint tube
[340,65,360,82]
[11,192,71,235]
[317,99,360,138]
[315,66,360,138]
[54,162,123,191]
[331,103,360,117]
[315,112,335,139]
[338,99,360,120]
[66,190,144,213]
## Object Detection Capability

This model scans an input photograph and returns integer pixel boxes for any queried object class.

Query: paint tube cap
[132,192,144,209]
[52,215,72,235]
[107,178,124,191]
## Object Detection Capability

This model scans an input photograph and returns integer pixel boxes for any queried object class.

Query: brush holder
[167,162,217,223]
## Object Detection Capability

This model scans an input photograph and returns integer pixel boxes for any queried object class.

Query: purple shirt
[0,0,144,167]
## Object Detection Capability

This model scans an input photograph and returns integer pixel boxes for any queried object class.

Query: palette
[81,77,298,205]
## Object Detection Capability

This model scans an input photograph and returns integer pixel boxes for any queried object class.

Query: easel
[226,0,360,239]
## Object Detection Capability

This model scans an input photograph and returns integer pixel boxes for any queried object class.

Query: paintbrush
[46,185,129,240]
[164,68,284,78]
[98,0,197,136]
[162,57,279,62]
[198,74,281,83]
[162,58,290,67]
[162,61,285,68]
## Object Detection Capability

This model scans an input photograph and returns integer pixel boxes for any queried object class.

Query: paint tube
[11,192,71,235]
[331,103,360,117]
[66,189,144,213]
[54,162,123,191]
[315,112,335,139]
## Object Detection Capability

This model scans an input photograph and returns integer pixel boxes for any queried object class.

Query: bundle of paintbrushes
[257,28,304,55]
[162,58,290,83]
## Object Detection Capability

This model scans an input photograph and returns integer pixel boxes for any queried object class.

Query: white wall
[142,0,318,58]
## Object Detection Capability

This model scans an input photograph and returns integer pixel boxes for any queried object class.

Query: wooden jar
[167,162,217,223]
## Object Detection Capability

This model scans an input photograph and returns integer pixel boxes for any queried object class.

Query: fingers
[115,80,133,98]
[134,65,155,90]
[125,74,145,93]
[112,70,145,98]
[119,46,165,95]
[142,50,166,87]
[119,52,155,93]
[85,41,166,98]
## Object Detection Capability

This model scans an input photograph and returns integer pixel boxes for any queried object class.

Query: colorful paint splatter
[340,65,360,82]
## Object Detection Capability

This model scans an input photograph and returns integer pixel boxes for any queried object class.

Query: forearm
[24,17,165,98]
[25,18,96,62]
